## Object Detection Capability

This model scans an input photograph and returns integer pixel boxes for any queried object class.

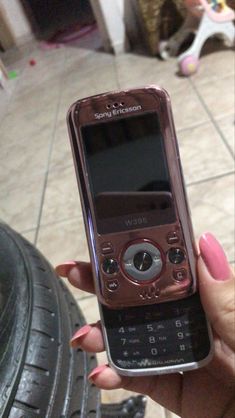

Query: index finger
[55,261,95,294]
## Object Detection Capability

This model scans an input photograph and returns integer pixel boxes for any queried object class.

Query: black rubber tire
[0,223,101,418]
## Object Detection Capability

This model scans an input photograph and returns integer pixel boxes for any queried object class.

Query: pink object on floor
[39,41,63,51]
[180,55,199,75]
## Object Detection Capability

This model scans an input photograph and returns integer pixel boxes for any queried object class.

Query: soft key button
[101,242,113,255]
[167,231,180,245]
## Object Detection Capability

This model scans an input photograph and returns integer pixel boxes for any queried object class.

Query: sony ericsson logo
[94,105,142,120]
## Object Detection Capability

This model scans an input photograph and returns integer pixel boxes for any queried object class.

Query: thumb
[198,233,235,351]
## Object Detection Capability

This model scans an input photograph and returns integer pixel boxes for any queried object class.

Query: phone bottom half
[100,293,214,376]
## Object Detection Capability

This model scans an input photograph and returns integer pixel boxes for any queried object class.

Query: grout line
[20,227,37,234]
[38,215,82,230]
[176,117,225,135]
[34,51,67,245]
[188,78,234,159]
[186,170,235,188]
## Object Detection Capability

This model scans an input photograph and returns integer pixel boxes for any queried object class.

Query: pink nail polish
[199,233,230,281]
[55,260,77,277]
[70,324,92,347]
[88,365,108,381]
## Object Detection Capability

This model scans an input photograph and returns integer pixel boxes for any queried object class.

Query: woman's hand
[55,233,235,418]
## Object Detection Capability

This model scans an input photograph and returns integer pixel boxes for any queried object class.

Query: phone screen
[81,112,176,233]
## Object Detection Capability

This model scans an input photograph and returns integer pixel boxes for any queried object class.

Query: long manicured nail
[55,260,77,277]
[88,365,108,381]
[70,324,92,347]
[199,233,230,281]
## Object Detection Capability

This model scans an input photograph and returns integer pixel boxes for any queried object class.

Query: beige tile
[115,53,189,95]
[20,229,36,244]
[58,51,118,110]
[0,130,51,196]
[14,47,66,96]
[0,174,44,231]
[37,218,90,299]
[196,75,234,119]
[40,165,81,225]
[37,217,89,265]
[187,173,235,261]
[178,122,234,184]
[192,49,235,87]
[0,79,60,192]
[171,84,209,130]
[78,295,99,324]
[165,411,180,418]
[49,119,73,170]
[215,114,235,156]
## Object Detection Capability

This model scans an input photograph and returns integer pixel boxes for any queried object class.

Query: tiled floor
[0,29,234,418]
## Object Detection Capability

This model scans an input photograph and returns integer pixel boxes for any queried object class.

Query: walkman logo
[94,105,142,120]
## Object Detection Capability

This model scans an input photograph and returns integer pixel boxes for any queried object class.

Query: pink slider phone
[67,86,213,376]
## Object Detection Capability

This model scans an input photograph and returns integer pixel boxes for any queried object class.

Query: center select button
[122,242,163,282]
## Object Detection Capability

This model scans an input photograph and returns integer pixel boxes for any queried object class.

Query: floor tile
[20,228,36,244]
[59,52,117,109]
[192,48,235,87]
[171,84,209,130]
[40,165,81,226]
[0,174,45,231]
[178,121,234,184]
[37,217,89,264]
[115,53,189,95]
[215,114,235,156]
[49,118,74,170]
[0,129,51,196]
[187,173,234,261]
[195,74,234,120]
[77,295,99,324]
[0,77,60,149]
[14,46,66,97]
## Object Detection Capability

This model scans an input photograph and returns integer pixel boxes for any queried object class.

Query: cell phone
[67,86,213,375]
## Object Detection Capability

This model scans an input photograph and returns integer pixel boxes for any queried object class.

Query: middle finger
[70,321,105,353]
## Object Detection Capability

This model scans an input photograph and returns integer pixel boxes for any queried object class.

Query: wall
[90,0,129,54]
[0,0,33,45]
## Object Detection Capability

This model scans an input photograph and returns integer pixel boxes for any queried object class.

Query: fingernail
[55,260,77,277]
[88,365,108,381]
[199,233,230,281]
[70,324,92,347]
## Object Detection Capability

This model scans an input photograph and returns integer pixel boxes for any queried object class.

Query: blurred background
[0,1,234,417]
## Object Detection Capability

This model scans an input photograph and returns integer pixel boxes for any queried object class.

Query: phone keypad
[101,293,211,370]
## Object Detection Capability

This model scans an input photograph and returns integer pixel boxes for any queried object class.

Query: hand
[55,233,235,418]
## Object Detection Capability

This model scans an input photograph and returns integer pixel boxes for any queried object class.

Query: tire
[0,223,101,418]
